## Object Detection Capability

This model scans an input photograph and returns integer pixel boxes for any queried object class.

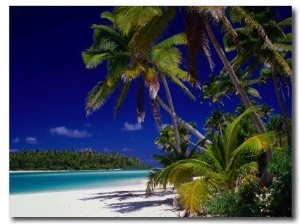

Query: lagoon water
[10,169,150,195]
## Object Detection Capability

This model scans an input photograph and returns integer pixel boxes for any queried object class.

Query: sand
[9,179,183,217]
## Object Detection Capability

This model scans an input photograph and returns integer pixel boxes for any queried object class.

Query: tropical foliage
[154,107,275,215]
[80,6,292,217]
[9,149,151,170]
[146,123,205,196]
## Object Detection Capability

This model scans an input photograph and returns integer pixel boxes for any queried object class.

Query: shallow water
[9,169,150,194]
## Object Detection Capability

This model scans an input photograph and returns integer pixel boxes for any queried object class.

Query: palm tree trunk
[203,17,273,184]
[272,68,292,146]
[161,75,182,153]
[156,96,212,145]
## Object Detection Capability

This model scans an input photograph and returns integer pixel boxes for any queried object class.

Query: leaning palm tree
[82,8,210,154]
[155,106,275,215]
[117,7,290,175]
[184,7,290,186]
[223,7,292,146]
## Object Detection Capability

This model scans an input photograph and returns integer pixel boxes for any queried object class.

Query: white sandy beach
[9,179,183,217]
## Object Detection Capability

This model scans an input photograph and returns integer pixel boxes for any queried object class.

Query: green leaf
[82,50,109,69]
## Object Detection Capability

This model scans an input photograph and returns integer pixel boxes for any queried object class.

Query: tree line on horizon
[9,149,152,171]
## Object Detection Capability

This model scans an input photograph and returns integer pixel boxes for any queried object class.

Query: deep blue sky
[9,6,292,167]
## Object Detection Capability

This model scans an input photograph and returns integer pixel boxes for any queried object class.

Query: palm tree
[186,7,290,186]
[223,8,292,146]
[118,7,290,176]
[146,123,205,196]
[82,8,205,153]
[155,106,275,215]
[203,110,233,139]
[202,69,266,106]
[155,123,197,154]
[110,6,214,144]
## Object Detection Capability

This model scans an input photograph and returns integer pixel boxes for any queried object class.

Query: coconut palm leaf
[114,6,162,34]
[225,106,260,153]
[113,81,131,119]
[277,17,292,27]
[151,47,182,66]
[146,168,163,197]
[82,50,110,69]
[85,80,118,116]
[150,98,163,128]
[162,70,196,100]
[100,11,115,24]
[91,24,128,51]
[233,132,275,157]
[154,33,187,49]
[178,177,219,215]
[129,7,176,62]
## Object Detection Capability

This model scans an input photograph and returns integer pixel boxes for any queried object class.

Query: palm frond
[163,71,196,100]
[233,132,275,157]
[137,83,145,124]
[129,7,176,63]
[121,63,145,81]
[115,6,162,31]
[157,159,213,188]
[82,50,110,69]
[272,51,292,78]
[178,178,218,214]
[151,47,182,66]
[85,80,119,116]
[225,106,260,153]
[146,168,162,197]
[106,54,130,80]
[154,33,187,49]
[100,11,115,24]
[185,9,214,78]
[152,154,176,166]
[150,98,163,128]
[236,161,259,179]
[230,7,272,45]
[113,81,131,119]
[276,33,292,43]
[91,24,128,51]
[277,17,292,27]
[208,134,227,170]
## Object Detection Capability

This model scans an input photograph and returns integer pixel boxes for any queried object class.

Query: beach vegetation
[155,107,276,215]
[9,149,152,170]
[80,6,292,217]
[146,123,206,196]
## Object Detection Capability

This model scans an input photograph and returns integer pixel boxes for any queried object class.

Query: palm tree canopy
[82,8,198,120]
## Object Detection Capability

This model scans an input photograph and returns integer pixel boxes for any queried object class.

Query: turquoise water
[9,169,150,195]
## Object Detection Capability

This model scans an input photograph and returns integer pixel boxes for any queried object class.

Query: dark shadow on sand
[79,189,176,214]
[108,198,174,213]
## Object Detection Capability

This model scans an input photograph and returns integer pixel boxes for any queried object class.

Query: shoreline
[9,178,182,217]
[10,177,148,195]
[9,168,151,173]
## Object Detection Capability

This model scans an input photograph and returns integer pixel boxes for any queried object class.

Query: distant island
[9,149,152,170]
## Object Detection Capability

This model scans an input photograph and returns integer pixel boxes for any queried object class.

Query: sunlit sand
[10,179,182,217]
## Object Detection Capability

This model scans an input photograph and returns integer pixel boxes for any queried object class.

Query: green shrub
[206,183,264,217]
[267,146,292,217]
